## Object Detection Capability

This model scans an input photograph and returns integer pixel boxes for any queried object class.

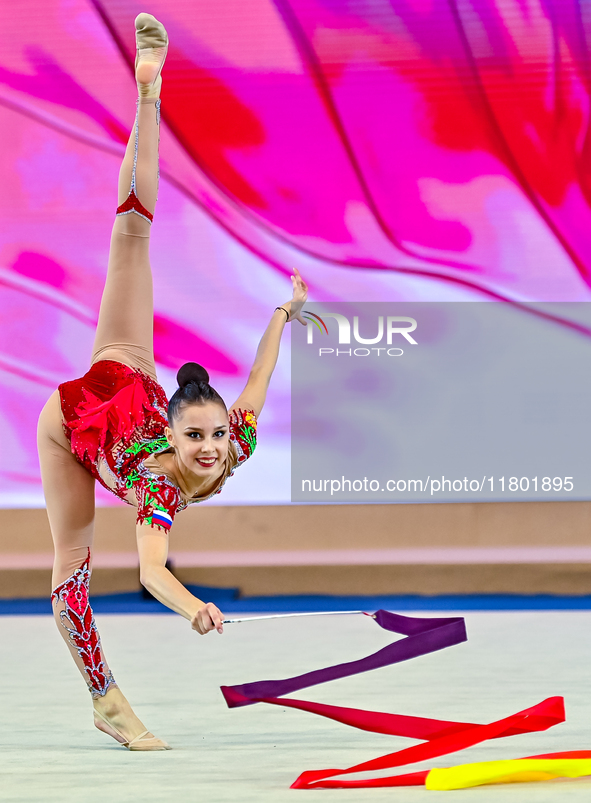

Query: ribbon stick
[221,610,589,790]
[222,610,367,624]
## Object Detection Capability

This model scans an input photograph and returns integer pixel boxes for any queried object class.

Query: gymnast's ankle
[93,687,150,741]
[92,686,127,717]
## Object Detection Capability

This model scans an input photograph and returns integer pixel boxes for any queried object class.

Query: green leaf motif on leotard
[241,425,257,455]
[146,494,168,514]
[145,436,169,454]
[125,469,141,489]
[124,436,169,457]
[123,442,143,456]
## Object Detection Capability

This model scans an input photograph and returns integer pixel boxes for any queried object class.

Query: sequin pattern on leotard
[51,549,116,698]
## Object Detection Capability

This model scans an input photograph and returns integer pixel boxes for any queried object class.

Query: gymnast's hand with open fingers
[192,602,224,635]
[275,267,308,324]
[287,267,309,325]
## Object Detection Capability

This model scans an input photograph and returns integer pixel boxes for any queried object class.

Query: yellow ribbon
[426,758,591,790]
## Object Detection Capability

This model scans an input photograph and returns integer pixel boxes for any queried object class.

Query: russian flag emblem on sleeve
[152,509,173,530]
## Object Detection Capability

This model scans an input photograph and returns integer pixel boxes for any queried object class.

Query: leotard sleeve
[134,472,182,532]
[228,408,257,467]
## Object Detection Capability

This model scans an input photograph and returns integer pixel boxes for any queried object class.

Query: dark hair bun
[176,362,210,388]
[168,362,226,423]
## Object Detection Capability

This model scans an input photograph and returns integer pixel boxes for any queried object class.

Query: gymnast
[37,13,307,751]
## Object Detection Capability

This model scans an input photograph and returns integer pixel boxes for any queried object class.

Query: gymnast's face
[165,401,229,476]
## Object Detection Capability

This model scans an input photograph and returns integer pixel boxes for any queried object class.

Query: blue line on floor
[3,588,591,615]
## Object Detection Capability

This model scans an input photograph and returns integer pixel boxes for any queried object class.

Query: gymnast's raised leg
[37,14,169,750]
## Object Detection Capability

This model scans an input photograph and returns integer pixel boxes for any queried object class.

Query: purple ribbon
[221,610,467,708]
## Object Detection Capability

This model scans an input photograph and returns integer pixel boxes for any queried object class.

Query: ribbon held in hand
[221,610,589,790]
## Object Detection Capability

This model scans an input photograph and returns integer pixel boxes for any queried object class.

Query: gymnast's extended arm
[136,524,224,635]
[230,267,308,417]
[135,268,308,634]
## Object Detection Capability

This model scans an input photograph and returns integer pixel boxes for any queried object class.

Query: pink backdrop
[1,0,591,505]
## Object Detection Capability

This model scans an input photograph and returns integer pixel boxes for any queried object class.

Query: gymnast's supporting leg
[37,395,113,698]
[38,394,167,749]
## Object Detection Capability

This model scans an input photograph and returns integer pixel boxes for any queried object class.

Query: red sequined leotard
[58,360,257,531]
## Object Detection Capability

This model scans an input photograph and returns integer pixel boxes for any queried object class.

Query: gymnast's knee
[113,213,151,239]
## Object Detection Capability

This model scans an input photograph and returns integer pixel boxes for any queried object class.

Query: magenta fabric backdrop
[1,0,590,505]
